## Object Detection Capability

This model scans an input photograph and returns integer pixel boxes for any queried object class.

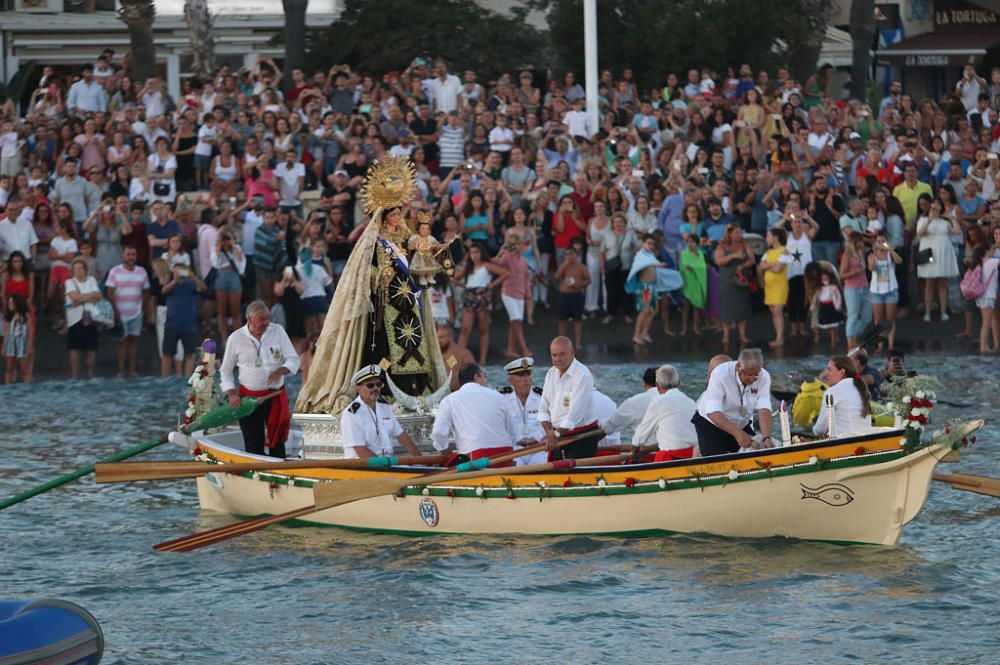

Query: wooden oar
[155,452,629,552]
[0,393,279,512]
[933,472,1000,498]
[153,431,608,553]
[95,453,451,483]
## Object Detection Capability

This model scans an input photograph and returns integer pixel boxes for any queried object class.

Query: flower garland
[183,340,222,427]
[883,375,941,453]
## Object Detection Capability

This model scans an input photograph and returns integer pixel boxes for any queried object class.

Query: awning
[878,30,1000,66]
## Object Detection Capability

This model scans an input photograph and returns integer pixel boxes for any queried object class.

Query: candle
[202,339,217,366]
[779,400,791,447]
[826,392,836,438]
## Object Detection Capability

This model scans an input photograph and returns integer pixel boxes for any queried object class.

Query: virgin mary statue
[295,158,447,414]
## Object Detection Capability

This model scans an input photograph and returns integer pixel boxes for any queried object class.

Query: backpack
[960,262,995,300]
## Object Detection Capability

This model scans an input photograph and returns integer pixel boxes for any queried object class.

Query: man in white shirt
[426,60,462,114]
[341,365,421,460]
[538,336,600,460]
[601,368,658,441]
[499,357,547,466]
[956,64,986,112]
[693,348,774,456]
[0,198,38,261]
[432,364,517,463]
[632,365,699,461]
[220,301,301,457]
[563,97,590,139]
[66,66,107,115]
[592,389,621,449]
[274,149,306,216]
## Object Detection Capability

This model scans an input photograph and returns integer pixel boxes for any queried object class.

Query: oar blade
[95,461,215,483]
[313,477,406,510]
[933,472,1000,499]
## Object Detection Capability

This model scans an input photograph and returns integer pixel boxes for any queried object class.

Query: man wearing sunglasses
[692,348,775,456]
[341,364,421,460]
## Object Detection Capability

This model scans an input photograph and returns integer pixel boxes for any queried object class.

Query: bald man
[538,336,600,460]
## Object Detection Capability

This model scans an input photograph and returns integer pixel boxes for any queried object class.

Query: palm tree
[118,0,157,85]
[850,0,876,99]
[184,0,217,81]
[283,0,309,87]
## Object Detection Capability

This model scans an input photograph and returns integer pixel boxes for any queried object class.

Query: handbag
[153,181,171,196]
[915,248,934,266]
[604,234,624,273]
[87,298,115,329]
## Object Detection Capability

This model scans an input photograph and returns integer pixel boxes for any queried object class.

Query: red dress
[4,276,30,299]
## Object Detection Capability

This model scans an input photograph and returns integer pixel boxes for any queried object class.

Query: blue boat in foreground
[0,599,103,665]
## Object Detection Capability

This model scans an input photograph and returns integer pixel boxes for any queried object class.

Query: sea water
[1,357,998,664]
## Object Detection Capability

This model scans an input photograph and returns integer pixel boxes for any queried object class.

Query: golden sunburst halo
[360,157,417,217]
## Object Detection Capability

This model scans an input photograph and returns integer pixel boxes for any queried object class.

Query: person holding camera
[867,232,902,350]
[211,226,246,345]
[161,262,206,376]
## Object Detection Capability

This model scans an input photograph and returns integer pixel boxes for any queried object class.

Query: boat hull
[192,434,948,546]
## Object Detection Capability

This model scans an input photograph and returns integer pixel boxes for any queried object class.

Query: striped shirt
[438,124,466,169]
[105,264,150,321]
[253,223,285,273]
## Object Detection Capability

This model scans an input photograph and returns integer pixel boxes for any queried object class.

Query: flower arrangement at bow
[883,375,941,452]
[183,340,222,427]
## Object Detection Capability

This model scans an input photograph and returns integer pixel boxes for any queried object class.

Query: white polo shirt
[696,360,772,430]
[431,382,516,454]
[537,358,596,431]
[501,386,547,466]
[632,388,698,451]
[219,323,300,393]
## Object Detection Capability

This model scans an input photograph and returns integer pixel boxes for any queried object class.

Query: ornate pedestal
[292,412,437,459]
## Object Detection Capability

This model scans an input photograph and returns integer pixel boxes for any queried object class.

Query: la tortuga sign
[935,0,999,30]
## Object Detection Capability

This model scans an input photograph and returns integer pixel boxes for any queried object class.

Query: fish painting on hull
[800,483,855,506]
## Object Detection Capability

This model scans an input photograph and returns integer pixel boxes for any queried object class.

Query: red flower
[562,479,573,488]
[268,482,278,490]
[200,370,208,378]
[505,493,515,500]
[922,400,933,408]
[187,396,196,403]
[192,447,202,456]
[761,461,773,468]
[624,477,637,488]
[854,446,866,456]
[446,489,455,497]
[909,398,920,407]
[972,436,977,444]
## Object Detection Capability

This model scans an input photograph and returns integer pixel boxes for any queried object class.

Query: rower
[340,364,421,460]
[538,336,601,460]
[601,367,658,443]
[632,365,699,461]
[592,389,621,450]
[220,300,300,457]
[499,357,547,466]
[692,348,775,456]
[812,355,872,437]
[431,363,517,466]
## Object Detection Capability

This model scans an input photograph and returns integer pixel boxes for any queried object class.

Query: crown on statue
[360,157,417,217]
[416,211,431,225]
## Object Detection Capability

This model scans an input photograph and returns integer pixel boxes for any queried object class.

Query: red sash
[238,385,290,452]
[470,446,515,468]
[653,447,695,462]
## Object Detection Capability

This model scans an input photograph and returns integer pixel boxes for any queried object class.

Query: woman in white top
[148,136,177,203]
[867,232,903,350]
[210,226,246,345]
[209,140,242,200]
[64,257,102,380]
[585,200,612,314]
[813,355,872,438]
[916,199,961,322]
[783,210,817,337]
[454,242,508,365]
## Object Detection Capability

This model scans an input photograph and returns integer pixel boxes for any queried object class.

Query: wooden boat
[177,424,969,546]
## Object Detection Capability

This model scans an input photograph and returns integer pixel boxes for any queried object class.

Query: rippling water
[2,357,998,664]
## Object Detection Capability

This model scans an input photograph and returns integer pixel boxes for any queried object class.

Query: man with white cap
[432,364,517,465]
[341,364,421,460]
[499,357,547,466]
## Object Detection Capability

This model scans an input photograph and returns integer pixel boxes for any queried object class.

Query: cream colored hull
[195,443,947,545]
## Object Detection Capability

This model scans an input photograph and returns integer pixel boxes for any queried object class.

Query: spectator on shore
[64,257,101,379]
[106,245,150,378]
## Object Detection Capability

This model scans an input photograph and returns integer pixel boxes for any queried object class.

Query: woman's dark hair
[6,250,28,275]
[938,183,957,205]
[829,355,871,417]
[5,293,29,320]
[884,195,906,220]
[769,227,787,245]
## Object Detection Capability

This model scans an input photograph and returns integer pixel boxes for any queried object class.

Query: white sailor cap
[351,364,383,386]
[504,357,534,375]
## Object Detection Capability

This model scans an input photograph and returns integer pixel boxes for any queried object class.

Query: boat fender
[497,386,513,394]
[532,386,543,395]
[456,458,491,472]
[367,456,399,467]
[348,402,361,414]
[552,459,577,469]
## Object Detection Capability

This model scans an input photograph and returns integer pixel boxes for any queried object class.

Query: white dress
[916,217,959,279]
[586,220,612,312]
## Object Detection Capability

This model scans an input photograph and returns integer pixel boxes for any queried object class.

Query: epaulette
[348,402,361,413]
[497,386,513,394]
[532,386,543,395]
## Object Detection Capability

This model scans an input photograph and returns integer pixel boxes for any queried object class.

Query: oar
[155,452,629,552]
[847,320,891,357]
[95,453,451,483]
[933,472,1000,498]
[0,394,279,512]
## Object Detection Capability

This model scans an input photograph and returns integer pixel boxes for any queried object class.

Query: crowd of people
[3,51,1000,385]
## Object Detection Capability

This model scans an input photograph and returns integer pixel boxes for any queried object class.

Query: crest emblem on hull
[419,497,440,527]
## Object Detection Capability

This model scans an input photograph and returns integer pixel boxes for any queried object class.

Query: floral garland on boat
[183,339,222,427]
